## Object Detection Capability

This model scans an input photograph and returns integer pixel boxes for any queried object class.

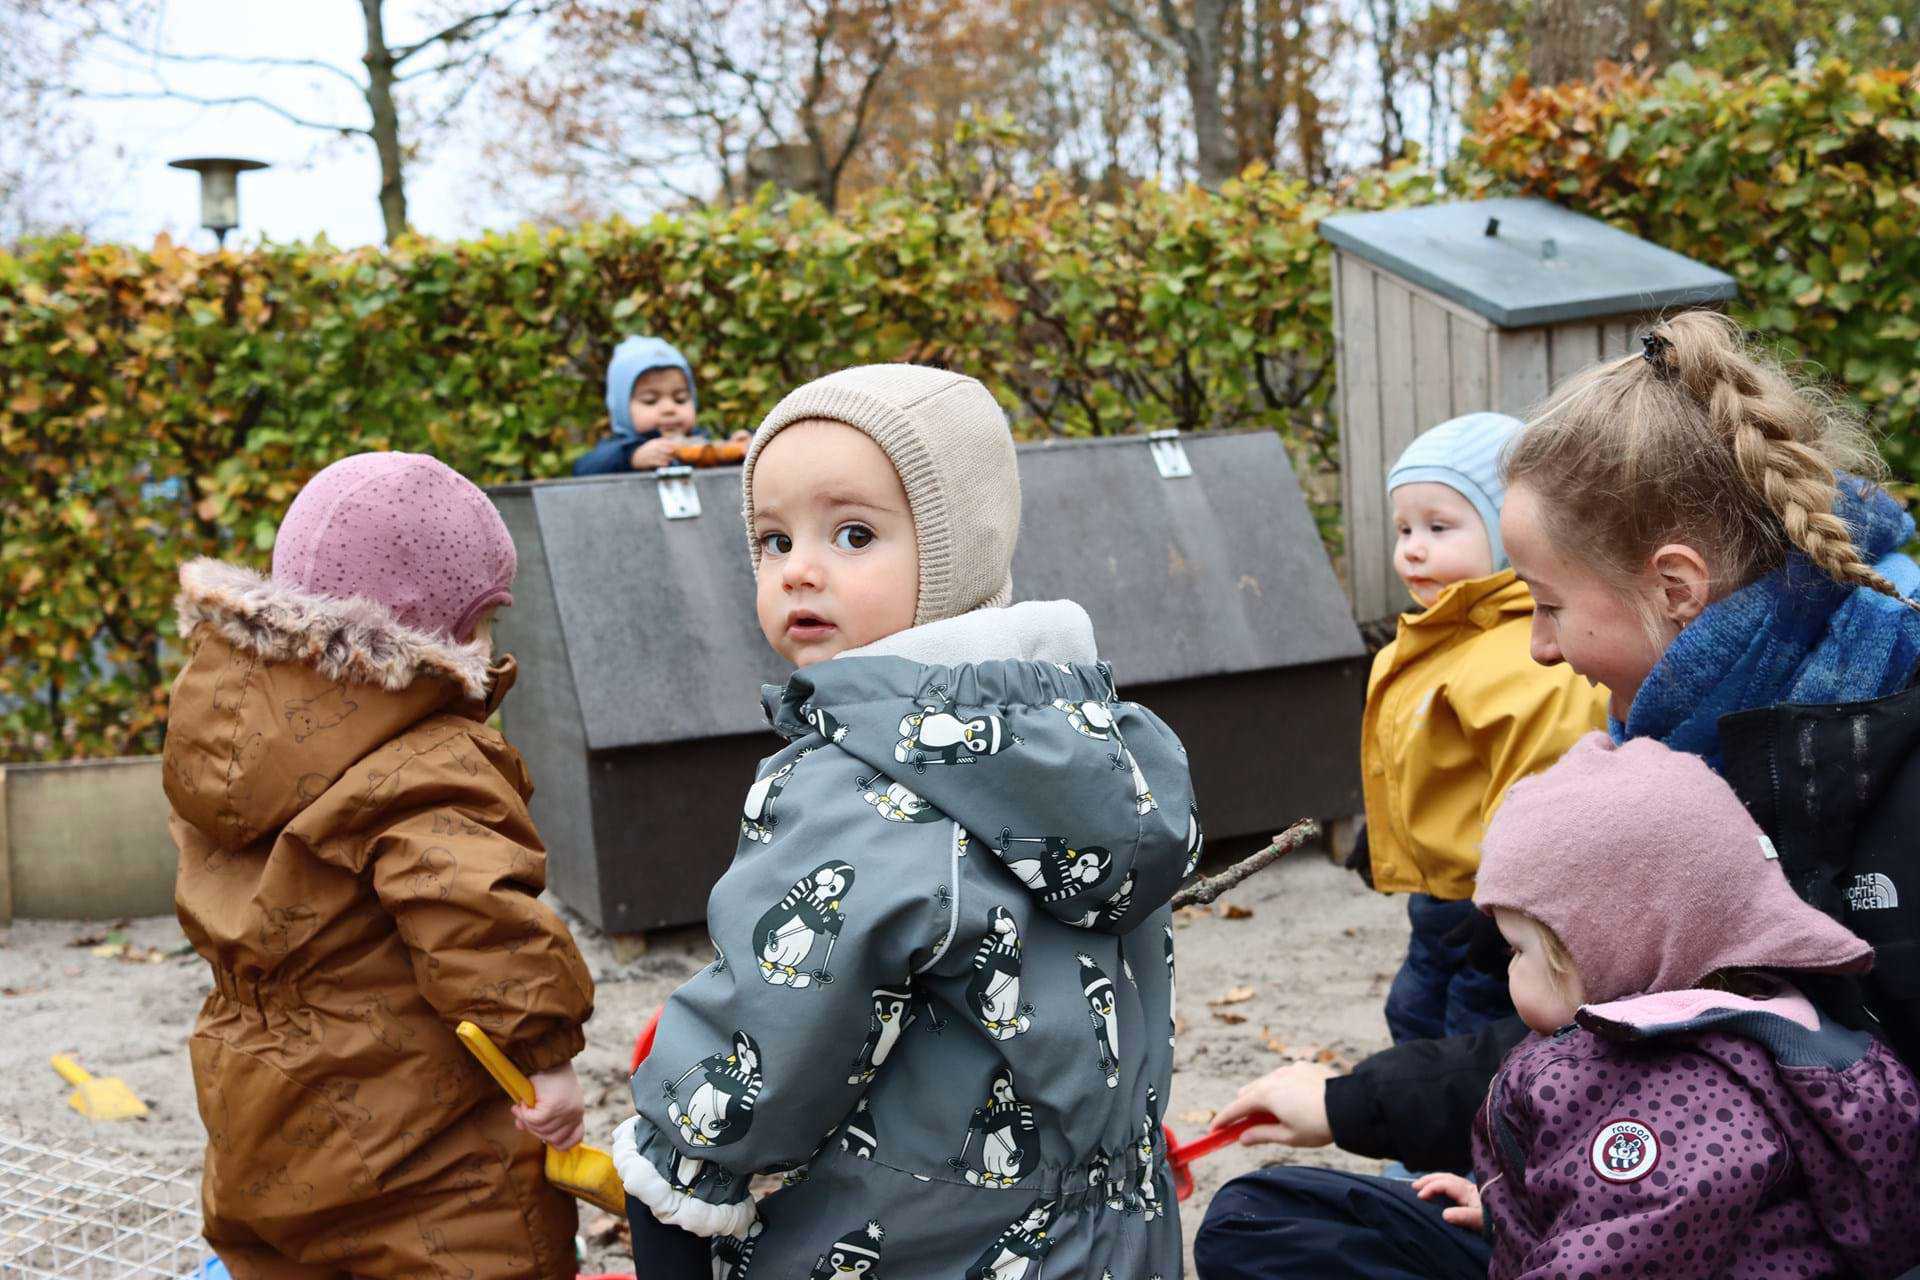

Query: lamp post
[167,156,269,248]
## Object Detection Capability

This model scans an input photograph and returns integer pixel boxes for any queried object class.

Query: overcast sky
[73,1,541,249]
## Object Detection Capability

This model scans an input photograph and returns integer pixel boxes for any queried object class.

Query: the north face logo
[1847,873,1900,911]
[1590,1119,1659,1183]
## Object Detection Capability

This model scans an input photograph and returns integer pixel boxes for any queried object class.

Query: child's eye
[833,524,876,551]
[761,532,792,556]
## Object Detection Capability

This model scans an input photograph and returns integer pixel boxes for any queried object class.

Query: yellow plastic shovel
[50,1054,149,1121]
[454,1021,626,1215]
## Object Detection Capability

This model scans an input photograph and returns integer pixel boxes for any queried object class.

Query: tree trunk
[359,0,408,242]
[1182,0,1236,187]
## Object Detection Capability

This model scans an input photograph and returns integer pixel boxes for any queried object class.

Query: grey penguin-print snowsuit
[620,655,1198,1277]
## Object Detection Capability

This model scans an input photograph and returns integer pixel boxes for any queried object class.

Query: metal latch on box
[1147,429,1192,479]
[656,465,701,519]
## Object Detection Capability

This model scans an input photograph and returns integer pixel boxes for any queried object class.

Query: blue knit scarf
[1614,479,1920,769]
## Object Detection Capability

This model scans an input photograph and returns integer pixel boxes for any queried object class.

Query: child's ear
[1648,543,1711,625]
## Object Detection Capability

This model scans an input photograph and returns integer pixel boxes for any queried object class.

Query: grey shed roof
[491,429,1363,753]
[1319,198,1737,328]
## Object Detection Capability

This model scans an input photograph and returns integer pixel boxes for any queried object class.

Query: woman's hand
[1413,1172,1483,1231]
[1213,1061,1337,1148]
[513,1062,586,1150]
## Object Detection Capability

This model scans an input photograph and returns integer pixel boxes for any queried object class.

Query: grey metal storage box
[1320,197,1738,621]
[490,430,1367,932]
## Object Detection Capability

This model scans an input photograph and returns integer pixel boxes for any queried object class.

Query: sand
[0,845,1408,1277]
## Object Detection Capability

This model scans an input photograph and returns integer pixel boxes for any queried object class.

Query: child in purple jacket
[1406,732,1920,1280]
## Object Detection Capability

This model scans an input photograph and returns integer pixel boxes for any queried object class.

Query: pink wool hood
[1475,732,1872,1005]
[271,452,515,644]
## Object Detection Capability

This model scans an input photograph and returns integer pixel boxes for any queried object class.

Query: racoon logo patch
[1590,1119,1659,1183]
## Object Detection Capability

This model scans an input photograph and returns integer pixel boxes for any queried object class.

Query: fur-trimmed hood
[165,558,511,849]
[175,558,493,700]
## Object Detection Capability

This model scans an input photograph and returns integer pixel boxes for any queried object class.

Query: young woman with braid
[1197,310,1920,1279]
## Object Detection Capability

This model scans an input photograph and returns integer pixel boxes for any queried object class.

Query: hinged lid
[1147,430,1193,479]
[1320,198,1736,329]
[656,466,702,519]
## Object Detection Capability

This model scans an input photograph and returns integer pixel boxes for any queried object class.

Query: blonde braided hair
[1504,310,1914,610]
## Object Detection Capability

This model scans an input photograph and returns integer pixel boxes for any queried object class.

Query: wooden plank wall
[1332,249,1654,620]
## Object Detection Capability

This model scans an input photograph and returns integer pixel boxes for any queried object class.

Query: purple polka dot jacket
[1473,984,1920,1279]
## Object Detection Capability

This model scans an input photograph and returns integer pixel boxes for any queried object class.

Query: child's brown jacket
[163,558,594,1279]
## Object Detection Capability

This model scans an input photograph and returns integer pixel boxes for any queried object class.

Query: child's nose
[781,545,825,590]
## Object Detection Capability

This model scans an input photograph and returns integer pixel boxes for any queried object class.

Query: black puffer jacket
[1721,677,1920,1067]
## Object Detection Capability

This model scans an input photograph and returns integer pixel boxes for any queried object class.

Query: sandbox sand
[1,845,1409,1276]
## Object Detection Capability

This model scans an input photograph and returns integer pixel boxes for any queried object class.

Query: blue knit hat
[605,336,696,438]
[1387,412,1524,569]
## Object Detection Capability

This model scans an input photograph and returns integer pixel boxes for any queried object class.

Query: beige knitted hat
[741,364,1020,626]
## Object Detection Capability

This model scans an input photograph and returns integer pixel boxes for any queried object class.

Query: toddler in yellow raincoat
[1361,413,1608,1044]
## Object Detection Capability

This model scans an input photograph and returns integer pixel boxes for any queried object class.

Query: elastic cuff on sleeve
[505,1024,587,1076]
[611,1117,757,1240]
[1322,1072,1377,1158]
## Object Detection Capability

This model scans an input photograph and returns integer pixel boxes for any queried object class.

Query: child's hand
[512,1063,586,1150]
[1413,1172,1483,1231]
[1213,1061,1337,1148]
[629,437,680,469]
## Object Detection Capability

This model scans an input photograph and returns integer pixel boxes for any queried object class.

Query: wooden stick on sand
[1169,818,1320,911]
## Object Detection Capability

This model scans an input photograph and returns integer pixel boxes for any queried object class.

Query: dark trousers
[627,1194,709,1279]
[1384,894,1516,1045]
[1195,1165,1492,1280]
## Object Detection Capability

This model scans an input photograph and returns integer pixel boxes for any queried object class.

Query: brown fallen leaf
[1208,985,1256,1006]
[68,933,108,948]
[1212,1010,1247,1025]
[582,1211,627,1245]
[1180,1108,1217,1127]
[1342,926,1357,938]
[1219,903,1254,920]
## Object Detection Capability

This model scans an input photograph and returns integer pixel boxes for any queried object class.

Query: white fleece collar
[839,599,1098,667]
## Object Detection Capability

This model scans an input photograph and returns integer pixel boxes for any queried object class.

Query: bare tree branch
[80,28,369,91]
[389,0,550,65]
[78,88,368,135]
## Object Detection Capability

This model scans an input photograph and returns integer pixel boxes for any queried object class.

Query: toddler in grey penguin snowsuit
[611,365,1198,1278]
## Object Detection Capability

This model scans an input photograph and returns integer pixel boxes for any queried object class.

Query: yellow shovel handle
[50,1055,93,1087]
[455,1021,537,1108]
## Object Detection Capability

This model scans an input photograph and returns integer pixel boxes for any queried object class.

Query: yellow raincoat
[1362,570,1609,899]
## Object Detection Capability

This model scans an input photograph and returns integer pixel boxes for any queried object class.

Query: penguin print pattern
[1182,805,1203,877]
[848,986,916,1084]
[1076,953,1121,1089]
[964,1200,1063,1280]
[663,1030,763,1186]
[966,907,1034,1040]
[1048,697,1156,816]
[1136,1087,1162,1222]
[809,1221,885,1279]
[859,776,941,824]
[997,831,1111,906]
[801,702,850,744]
[1164,925,1178,1048]
[840,1095,878,1159]
[753,861,856,988]
[1071,870,1136,929]
[713,1220,762,1280]
[741,760,797,844]
[896,687,1013,771]
[951,1065,1038,1188]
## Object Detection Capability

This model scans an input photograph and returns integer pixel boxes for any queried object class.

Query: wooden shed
[1320,197,1737,622]
[490,431,1369,933]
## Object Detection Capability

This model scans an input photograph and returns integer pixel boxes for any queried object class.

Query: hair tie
[1641,331,1674,376]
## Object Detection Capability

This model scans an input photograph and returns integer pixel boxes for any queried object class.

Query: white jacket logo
[1847,872,1900,911]
[1590,1119,1659,1183]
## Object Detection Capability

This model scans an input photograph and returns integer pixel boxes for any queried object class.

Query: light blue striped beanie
[1386,412,1525,569]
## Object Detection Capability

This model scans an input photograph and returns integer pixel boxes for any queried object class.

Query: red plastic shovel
[1164,1112,1275,1200]
[629,1005,664,1074]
